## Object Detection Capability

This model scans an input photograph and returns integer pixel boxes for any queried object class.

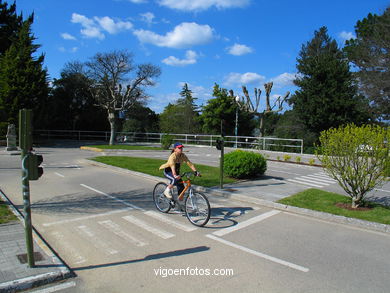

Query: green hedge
[224,150,267,179]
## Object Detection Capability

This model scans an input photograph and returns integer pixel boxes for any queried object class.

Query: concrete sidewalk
[0,190,73,293]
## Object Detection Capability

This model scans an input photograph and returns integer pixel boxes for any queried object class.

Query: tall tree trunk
[108,110,116,145]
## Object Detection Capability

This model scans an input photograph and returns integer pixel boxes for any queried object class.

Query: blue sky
[15,0,389,113]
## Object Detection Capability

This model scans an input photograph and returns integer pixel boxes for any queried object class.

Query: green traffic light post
[19,109,44,267]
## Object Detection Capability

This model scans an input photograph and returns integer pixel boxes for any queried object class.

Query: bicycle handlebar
[180,171,201,178]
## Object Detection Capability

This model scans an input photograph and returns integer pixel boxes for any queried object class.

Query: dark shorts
[163,168,184,195]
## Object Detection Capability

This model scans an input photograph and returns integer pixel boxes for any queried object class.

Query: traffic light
[216,138,223,150]
[27,153,43,180]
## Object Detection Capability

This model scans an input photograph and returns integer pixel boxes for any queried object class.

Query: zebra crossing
[42,198,258,265]
[287,171,337,188]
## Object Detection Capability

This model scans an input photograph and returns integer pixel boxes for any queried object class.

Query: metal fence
[34,130,304,153]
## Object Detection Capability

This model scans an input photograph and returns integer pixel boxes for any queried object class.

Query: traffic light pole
[19,109,35,267]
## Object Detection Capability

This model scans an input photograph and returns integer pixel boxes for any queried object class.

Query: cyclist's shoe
[163,188,172,199]
[169,200,176,208]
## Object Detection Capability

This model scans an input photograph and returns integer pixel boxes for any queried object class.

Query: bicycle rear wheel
[185,192,210,227]
[153,182,171,213]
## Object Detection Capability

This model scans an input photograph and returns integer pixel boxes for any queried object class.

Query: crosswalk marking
[98,220,148,247]
[301,175,335,184]
[287,179,324,188]
[122,215,175,239]
[144,211,197,232]
[76,225,119,255]
[51,231,86,264]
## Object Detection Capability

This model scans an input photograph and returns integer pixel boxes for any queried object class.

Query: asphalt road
[1,146,390,293]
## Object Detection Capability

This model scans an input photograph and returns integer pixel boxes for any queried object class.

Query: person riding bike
[159,142,199,200]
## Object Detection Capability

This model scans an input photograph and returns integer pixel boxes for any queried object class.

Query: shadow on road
[72,246,210,271]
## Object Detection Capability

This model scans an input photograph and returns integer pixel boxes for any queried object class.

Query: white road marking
[295,177,330,186]
[144,210,197,232]
[206,234,309,273]
[213,210,281,236]
[51,231,86,264]
[123,215,175,239]
[302,175,336,183]
[80,184,145,211]
[287,179,324,188]
[374,188,390,193]
[54,172,65,178]
[98,220,148,247]
[76,225,118,255]
[26,281,76,293]
[43,208,133,227]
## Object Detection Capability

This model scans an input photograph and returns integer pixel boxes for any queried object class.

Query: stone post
[6,124,18,151]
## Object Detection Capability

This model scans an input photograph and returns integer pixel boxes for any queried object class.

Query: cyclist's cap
[174,142,184,148]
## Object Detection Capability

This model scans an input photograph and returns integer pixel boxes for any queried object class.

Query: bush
[295,156,301,163]
[161,134,174,149]
[224,150,267,179]
[283,154,291,161]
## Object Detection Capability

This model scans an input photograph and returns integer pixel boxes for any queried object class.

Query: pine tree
[289,26,370,136]
[0,0,24,56]
[0,17,49,125]
[344,7,390,121]
[177,83,200,133]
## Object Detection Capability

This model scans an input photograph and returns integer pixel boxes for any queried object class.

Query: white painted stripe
[287,179,324,188]
[206,234,309,273]
[312,173,337,180]
[54,172,65,178]
[122,215,174,239]
[213,210,281,236]
[144,211,197,232]
[80,184,145,211]
[43,208,133,227]
[302,175,336,183]
[51,231,86,264]
[29,281,76,293]
[76,225,118,255]
[98,220,148,247]
[296,177,330,186]
[374,188,390,193]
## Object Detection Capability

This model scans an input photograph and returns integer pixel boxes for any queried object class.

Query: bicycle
[152,171,211,227]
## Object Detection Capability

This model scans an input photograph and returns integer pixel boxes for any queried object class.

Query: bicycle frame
[177,179,191,201]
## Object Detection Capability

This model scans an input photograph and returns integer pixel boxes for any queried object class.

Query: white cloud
[270,72,297,88]
[223,72,266,87]
[140,12,155,26]
[338,31,355,42]
[133,22,214,48]
[58,46,79,53]
[128,0,148,3]
[94,16,133,34]
[61,33,77,40]
[71,13,133,40]
[162,50,199,66]
[157,0,250,11]
[227,43,253,56]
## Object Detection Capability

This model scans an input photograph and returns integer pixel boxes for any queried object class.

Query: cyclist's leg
[163,169,175,199]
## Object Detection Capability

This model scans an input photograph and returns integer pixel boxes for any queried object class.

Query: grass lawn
[278,188,390,225]
[90,156,236,188]
[88,145,164,151]
[0,200,17,224]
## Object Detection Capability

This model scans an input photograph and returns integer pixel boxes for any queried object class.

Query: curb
[0,190,74,292]
[86,159,390,235]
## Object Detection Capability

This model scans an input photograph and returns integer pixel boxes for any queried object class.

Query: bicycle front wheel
[185,192,211,227]
[153,182,171,213]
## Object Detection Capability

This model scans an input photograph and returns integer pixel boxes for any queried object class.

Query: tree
[85,50,161,145]
[344,7,390,121]
[316,124,389,208]
[49,61,107,130]
[199,84,255,135]
[0,16,48,127]
[0,0,23,56]
[159,103,182,133]
[177,83,200,133]
[121,102,159,133]
[289,26,371,137]
[159,83,200,134]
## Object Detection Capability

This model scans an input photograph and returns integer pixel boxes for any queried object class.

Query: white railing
[34,130,304,153]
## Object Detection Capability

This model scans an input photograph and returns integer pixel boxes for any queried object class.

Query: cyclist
[159,142,199,200]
